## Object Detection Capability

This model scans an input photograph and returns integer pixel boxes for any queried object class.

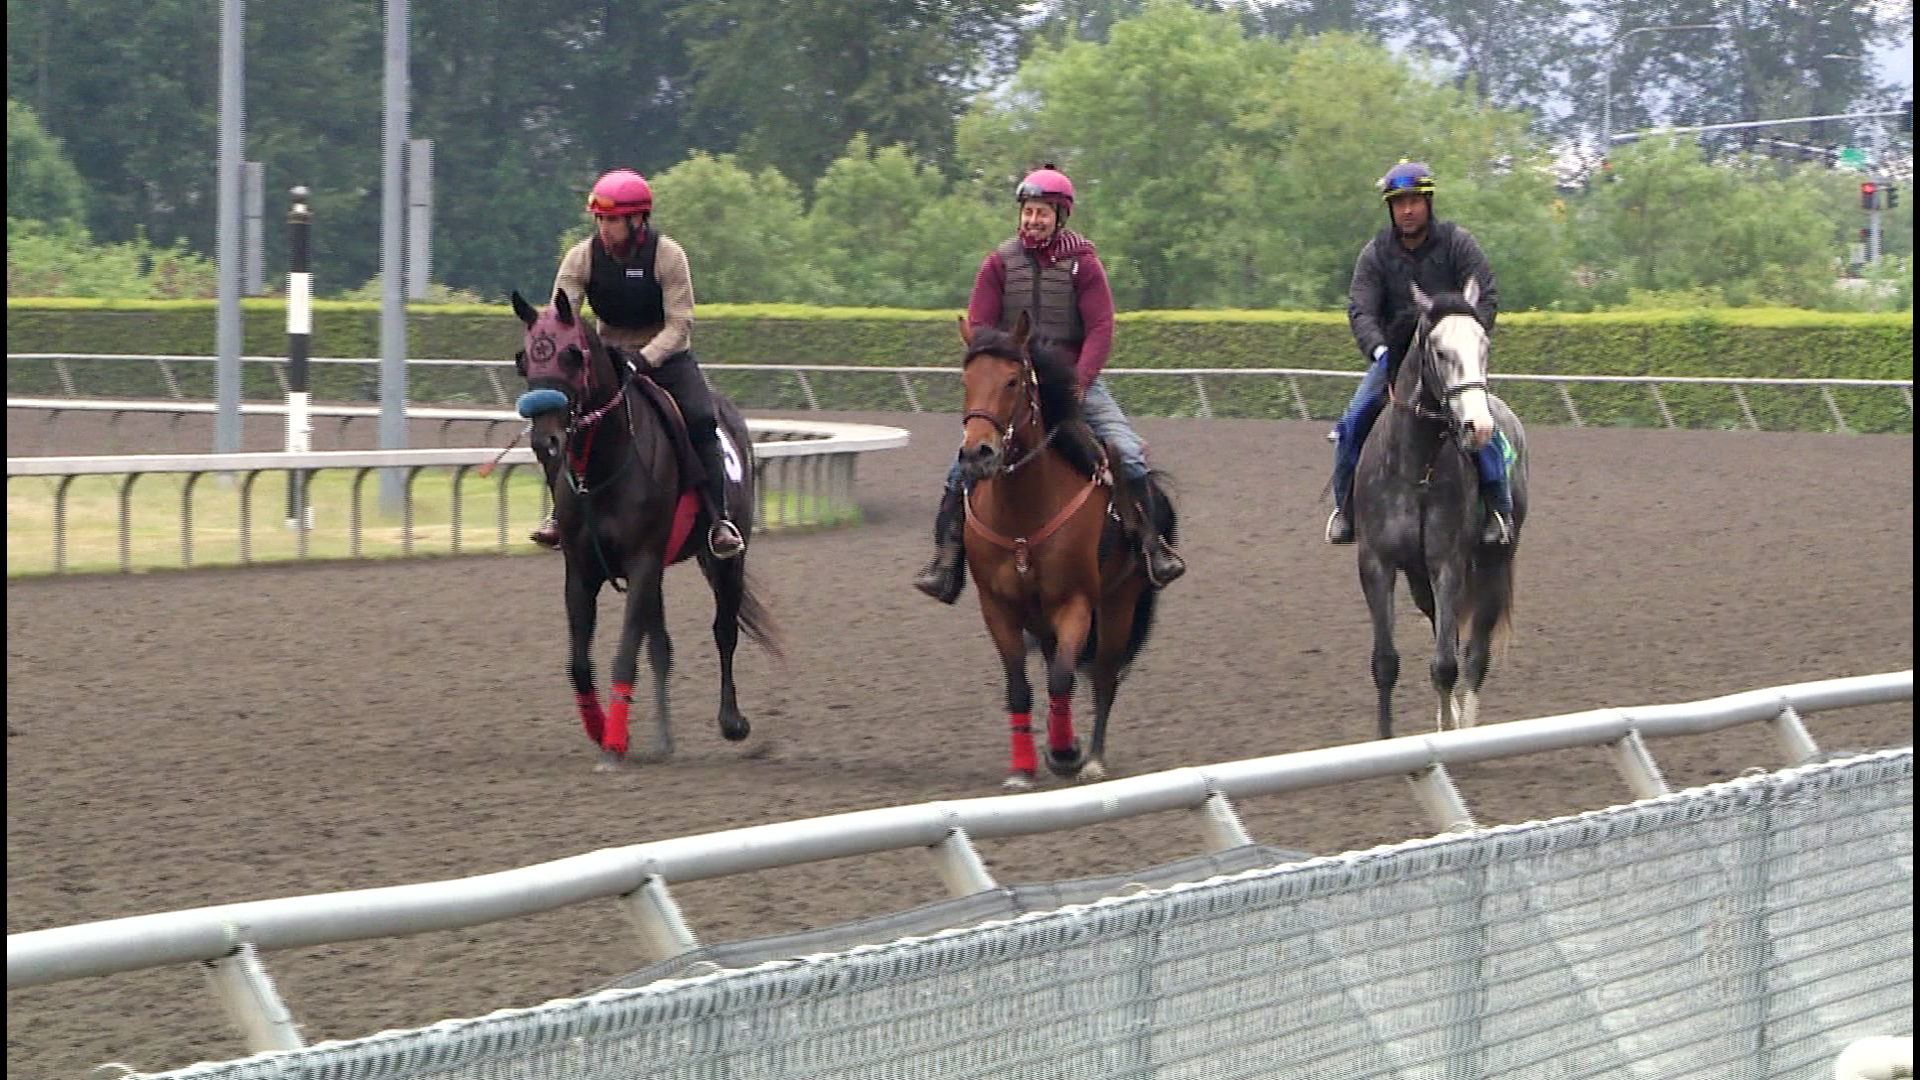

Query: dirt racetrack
[7,409,1913,1077]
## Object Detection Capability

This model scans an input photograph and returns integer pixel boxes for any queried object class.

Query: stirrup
[914,544,965,604]
[1145,539,1185,588]
[531,516,562,550]
[1325,508,1355,545]
[708,519,745,559]
[1481,512,1513,547]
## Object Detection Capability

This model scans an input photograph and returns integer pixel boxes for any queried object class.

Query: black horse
[1351,279,1527,740]
[510,289,780,765]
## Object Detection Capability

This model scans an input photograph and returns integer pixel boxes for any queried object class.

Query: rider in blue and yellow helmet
[1325,160,1513,547]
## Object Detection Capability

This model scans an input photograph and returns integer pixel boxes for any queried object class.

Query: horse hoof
[719,716,751,742]
[1002,771,1035,791]
[1045,743,1085,777]
[593,752,627,773]
[1078,759,1108,783]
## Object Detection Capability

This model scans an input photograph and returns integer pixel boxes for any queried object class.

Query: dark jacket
[1347,220,1498,363]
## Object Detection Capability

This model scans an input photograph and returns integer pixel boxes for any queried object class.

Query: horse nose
[539,432,563,460]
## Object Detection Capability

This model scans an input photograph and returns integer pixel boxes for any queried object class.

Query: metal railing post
[201,941,305,1054]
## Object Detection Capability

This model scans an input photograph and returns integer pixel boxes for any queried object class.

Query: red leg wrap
[604,681,634,756]
[576,692,606,745]
[1047,694,1075,752]
[1008,713,1037,774]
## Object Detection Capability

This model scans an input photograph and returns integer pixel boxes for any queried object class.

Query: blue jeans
[1080,378,1149,482]
[1330,358,1391,508]
[944,377,1149,492]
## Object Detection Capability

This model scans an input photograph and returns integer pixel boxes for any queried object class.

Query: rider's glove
[1371,345,1389,367]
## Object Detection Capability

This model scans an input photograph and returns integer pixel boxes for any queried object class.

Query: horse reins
[551,345,646,593]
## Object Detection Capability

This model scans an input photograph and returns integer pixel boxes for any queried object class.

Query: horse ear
[1463,276,1481,311]
[553,289,576,325]
[1410,283,1432,313]
[957,315,974,347]
[1011,309,1032,349]
[513,349,528,377]
[511,290,538,328]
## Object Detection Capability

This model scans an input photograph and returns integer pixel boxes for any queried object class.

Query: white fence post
[928,828,998,896]
[201,941,305,1054]
[618,876,701,963]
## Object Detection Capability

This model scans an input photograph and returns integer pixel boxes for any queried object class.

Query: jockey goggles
[1381,173,1436,200]
[588,191,644,215]
[1016,181,1063,201]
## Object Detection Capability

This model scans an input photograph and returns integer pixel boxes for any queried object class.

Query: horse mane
[965,325,1105,478]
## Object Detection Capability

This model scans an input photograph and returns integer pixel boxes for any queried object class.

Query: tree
[678,0,1026,186]
[1571,138,1842,307]
[7,99,87,232]
[958,5,1561,311]
[808,135,1000,308]
[644,151,830,304]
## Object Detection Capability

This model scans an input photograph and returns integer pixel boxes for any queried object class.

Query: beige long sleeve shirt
[551,233,695,367]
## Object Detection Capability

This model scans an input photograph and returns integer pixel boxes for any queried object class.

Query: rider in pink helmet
[530,168,746,559]
[586,169,653,218]
[912,163,1185,602]
[1014,166,1075,223]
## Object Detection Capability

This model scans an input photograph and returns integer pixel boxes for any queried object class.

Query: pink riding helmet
[587,169,653,217]
[1015,164,1075,220]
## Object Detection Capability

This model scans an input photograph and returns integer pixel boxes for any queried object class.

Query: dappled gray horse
[1351,279,1528,739]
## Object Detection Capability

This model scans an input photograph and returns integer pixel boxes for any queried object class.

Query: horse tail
[1459,550,1518,659]
[737,567,786,663]
[1492,556,1517,658]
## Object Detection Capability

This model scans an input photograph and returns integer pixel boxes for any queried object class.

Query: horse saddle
[613,349,706,493]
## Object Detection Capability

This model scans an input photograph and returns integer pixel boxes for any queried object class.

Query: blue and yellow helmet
[1379,160,1437,202]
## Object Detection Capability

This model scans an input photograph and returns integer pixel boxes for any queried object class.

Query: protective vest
[996,238,1084,346]
[585,230,665,330]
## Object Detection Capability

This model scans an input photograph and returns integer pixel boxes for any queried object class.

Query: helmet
[587,169,653,217]
[1015,165,1075,219]
[1379,160,1436,202]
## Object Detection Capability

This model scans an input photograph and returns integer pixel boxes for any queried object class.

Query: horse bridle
[1396,316,1487,434]
[961,347,1055,474]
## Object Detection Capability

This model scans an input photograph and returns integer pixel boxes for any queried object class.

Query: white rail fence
[6,399,908,573]
[8,669,1910,1070]
[120,748,1915,1080]
[9,352,1914,430]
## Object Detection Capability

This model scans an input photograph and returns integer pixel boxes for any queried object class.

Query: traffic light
[1861,182,1878,210]
[1889,185,1901,210]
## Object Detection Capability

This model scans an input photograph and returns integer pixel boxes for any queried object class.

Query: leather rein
[960,350,1109,576]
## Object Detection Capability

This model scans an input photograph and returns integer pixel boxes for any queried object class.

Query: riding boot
[1126,475,1185,587]
[1325,435,1359,545]
[913,482,968,603]
[1473,440,1515,546]
[695,434,745,560]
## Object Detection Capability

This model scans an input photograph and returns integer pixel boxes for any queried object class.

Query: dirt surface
[7,409,1913,1077]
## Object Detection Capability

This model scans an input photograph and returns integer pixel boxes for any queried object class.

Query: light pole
[1602,23,1728,151]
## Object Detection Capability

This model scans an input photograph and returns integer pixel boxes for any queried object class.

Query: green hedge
[8,300,1912,432]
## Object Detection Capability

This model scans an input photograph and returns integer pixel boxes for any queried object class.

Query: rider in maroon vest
[913,165,1185,602]
[529,169,745,559]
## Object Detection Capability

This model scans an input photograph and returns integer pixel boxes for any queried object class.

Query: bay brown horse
[956,313,1164,789]
[510,289,780,767]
